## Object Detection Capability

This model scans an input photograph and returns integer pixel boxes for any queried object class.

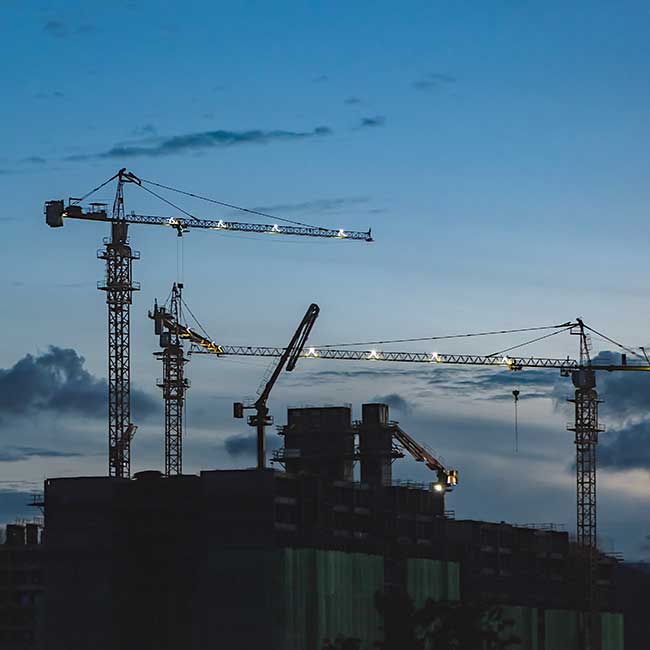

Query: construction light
[431,352,440,362]
[271,224,281,232]
[369,350,380,360]
[307,347,319,358]
[337,229,347,238]
[433,483,444,493]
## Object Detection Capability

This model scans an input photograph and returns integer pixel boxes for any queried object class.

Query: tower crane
[172,315,646,650]
[44,169,372,479]
[153,283,189,476]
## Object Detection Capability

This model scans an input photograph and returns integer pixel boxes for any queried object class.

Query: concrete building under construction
[41,403,627,650]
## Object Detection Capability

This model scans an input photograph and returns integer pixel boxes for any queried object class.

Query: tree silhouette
[324,592,521,650]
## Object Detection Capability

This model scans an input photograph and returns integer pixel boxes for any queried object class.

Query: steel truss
[155,284,189,476]
[98,219,140,478]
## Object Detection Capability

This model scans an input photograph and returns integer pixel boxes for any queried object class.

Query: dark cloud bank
[0,347,158,461]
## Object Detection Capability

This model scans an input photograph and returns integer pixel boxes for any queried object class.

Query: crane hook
[512,390,520,453]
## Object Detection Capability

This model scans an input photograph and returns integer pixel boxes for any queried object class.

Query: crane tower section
[97,174,140,478]
[154,284,190,476]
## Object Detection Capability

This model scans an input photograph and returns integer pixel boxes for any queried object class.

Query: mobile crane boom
[232,303,320,470]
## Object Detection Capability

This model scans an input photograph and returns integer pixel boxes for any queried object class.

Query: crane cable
[317,322,575,349]
[582,324,646,361]
[139,177,334,230]
[68,172,121,205]
[487,325,574,358]
[137,182,200,222]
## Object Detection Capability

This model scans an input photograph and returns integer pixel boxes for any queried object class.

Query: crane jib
[46,203,373,241]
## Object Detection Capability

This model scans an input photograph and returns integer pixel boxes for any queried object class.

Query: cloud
[43,20,67,37]
[371,393,413,414]
[359,116,386,128]
[224,433,258,457]
[22,156,47,164]
[599,421,650,471]
[132,124,157,137]
[252,196,370,216]
[223,432,282,458]
[76,24,98,35]
[35,91,64,100]
[344,97,361,105]
[413,73,456,91]
[68,126,332,160]
[0,447,81,462]
[0,346,158,423]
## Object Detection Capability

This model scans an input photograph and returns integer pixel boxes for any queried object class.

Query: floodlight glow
[307,347,319,358]
[271,224,281,232]
[337,229,347,238]
[369,350,380,360]
[433,483,444,493]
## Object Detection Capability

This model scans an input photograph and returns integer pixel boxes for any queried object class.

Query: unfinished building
[43,404,624,650]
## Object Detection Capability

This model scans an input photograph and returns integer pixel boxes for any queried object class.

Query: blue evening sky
[1,1,649,558]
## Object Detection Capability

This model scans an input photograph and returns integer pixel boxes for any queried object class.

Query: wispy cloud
[344,97,362,105]
[35,91,64,100]
[252,197,370,216]
[43,20,67,38]
[132,124,157,137]
[68,126,332,160]
[0,447,81,462]
[359,116,386,128]
[413,73,456,91]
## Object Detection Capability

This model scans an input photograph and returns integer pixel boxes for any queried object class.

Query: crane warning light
[432,483,444,493]
[431,352,440,363]
[307,347,319,358]
[368,350,380,360]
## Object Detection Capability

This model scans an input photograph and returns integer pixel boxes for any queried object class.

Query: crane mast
[97,170,141,478]
[154,283,190,476]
